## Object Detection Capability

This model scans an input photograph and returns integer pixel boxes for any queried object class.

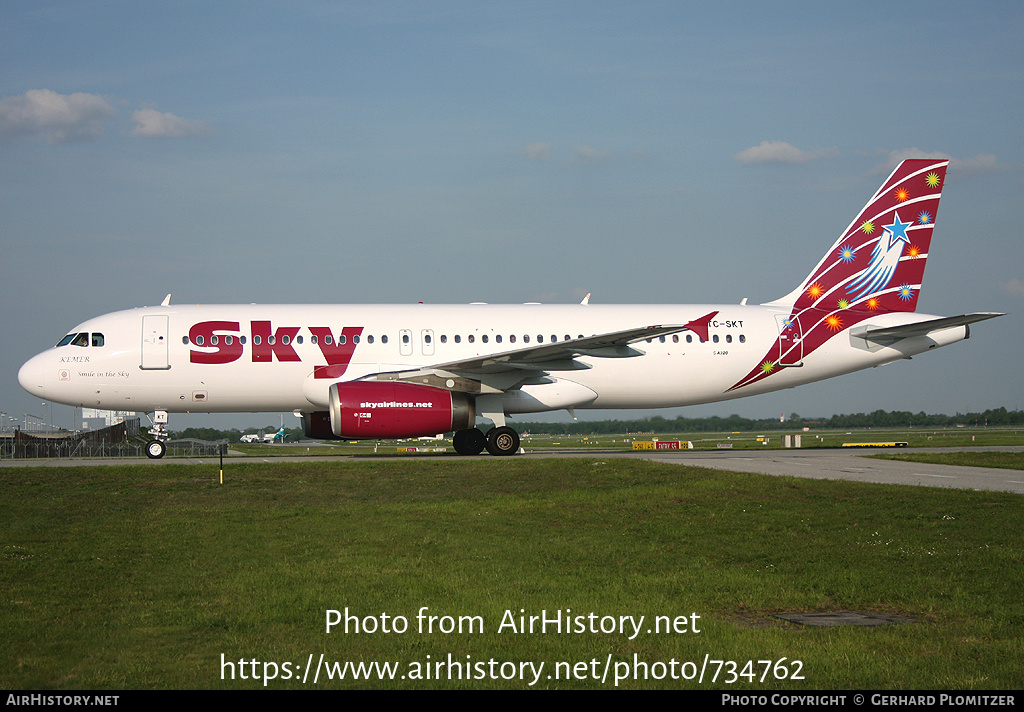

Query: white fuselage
[18,302,966,417]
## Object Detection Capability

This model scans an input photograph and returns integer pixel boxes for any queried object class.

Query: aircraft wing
[358,311,718,393]
[434,313,716,374]
[857,312,1005,344]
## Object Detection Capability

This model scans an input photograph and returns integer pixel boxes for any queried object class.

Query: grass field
[2,458,1021,689]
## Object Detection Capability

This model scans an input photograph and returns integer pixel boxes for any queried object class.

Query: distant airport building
[81,408,136,430]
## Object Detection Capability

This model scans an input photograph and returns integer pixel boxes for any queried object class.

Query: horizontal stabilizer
[858,312,1004,343]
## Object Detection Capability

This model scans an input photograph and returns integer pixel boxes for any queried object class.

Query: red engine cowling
[328,381,474,439]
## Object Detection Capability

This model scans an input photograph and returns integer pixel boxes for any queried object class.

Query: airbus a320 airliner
[19,159,1002,457]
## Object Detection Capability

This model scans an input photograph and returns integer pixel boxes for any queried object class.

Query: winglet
[161,294,172,307]
[684,311,718,342]
[580,293,591,305]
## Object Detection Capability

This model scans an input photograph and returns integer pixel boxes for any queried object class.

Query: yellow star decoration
[760,360,775,374]
[925,172,941,188]
[837,299,850,309]
[826,314,843,331]
[895,188,910,202]
[807,283,824,299]
[860,221,875,234]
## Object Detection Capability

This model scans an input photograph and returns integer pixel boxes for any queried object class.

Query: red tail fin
[731,159,949,393]
[770,158,948,313]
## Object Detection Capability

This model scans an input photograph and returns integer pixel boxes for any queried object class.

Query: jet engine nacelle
[300,411,337,440]
[326,381,474,439]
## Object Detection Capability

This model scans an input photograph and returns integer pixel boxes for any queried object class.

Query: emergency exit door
[141,315,170,370]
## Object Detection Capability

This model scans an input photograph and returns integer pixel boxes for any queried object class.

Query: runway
[2,445,1022,494]
[617,446,1024,494]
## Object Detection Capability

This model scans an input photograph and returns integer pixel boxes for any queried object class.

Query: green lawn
[2,459,1021,689]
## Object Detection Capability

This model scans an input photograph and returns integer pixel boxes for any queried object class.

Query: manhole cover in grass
[773,611,918,627]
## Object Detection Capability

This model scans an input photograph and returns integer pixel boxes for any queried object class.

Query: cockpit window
[56,332,102,347]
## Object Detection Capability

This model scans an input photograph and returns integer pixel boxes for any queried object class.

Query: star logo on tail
[846,211,912,301]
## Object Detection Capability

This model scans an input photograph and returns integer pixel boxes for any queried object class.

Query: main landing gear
[452,427,486,455]
[452,426,520,456]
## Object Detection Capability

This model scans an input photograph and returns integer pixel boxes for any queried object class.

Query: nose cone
[18,353,49,396]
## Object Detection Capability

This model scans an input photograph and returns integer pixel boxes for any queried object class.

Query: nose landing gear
[145,410,169,459]
[145,439,167,459]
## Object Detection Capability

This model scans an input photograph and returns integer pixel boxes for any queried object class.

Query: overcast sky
[2,1,1021,432]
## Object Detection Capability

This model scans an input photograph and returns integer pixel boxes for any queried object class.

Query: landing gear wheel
[145,439,166,459]
[485,426,520,456]
[453,428,486,455]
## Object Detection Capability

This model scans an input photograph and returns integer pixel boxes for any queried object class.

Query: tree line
[169,408,1023,442]
[514,407,1024,435]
